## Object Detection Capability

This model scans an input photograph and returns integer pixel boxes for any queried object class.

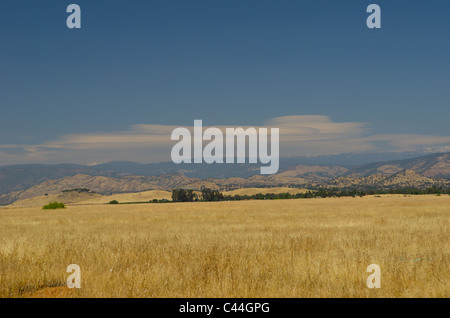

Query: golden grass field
[9,187,305,208]
[0,195,448,298]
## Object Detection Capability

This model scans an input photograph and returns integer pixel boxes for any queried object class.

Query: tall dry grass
[0,195,448,298]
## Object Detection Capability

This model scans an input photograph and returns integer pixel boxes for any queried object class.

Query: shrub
[109,200,119,205]
[42,202,66,210]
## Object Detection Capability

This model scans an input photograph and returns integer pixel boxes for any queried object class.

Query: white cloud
[0,115,449,165]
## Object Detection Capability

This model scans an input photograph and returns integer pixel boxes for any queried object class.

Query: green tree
[201,188,224,201]
[172,189,197,202]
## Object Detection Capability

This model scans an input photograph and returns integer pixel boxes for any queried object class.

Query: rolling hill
[1,152,450,205]
[347,152,450,178]
[0,151,444,196]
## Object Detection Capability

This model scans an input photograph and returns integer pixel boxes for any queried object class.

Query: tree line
[172,188,224,202]
[105,186,450,204]
[171,186,450,202]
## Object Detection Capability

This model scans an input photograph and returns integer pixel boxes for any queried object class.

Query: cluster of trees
[221,186,450,201]
[310,186,450,197]
[224,192,314,201]
[172,189,197,202]
[311,188,368,198]
[379,186,450,195]
[62,188,92,193]
[171,187,224,202]
[201,188,224,201]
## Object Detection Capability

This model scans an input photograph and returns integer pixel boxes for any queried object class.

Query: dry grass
[10,190,173,207]
[75,190,173,205]
[0,195,448,298]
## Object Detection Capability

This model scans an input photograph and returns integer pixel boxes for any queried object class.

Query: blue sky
[1,1,450,165]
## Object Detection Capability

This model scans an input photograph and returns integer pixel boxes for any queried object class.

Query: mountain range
[1,152,449,205]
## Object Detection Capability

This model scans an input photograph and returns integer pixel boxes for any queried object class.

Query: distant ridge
[347,152,450,178]
[1,152,450,205]
[0,151,445,194]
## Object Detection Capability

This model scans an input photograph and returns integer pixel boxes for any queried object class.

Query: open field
[9,190,173,207]
[9,187,307,208]
[0,195,449,298]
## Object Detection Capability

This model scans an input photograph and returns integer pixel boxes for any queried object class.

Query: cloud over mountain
[1,115,450,166]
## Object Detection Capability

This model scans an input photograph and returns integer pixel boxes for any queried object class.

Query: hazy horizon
[0,148,448,169]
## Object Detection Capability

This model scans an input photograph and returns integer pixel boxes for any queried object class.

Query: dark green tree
[172,189,197,202]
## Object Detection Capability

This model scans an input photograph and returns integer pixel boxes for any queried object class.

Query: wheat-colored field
[10,190,173,207]
[0,195,448,298]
